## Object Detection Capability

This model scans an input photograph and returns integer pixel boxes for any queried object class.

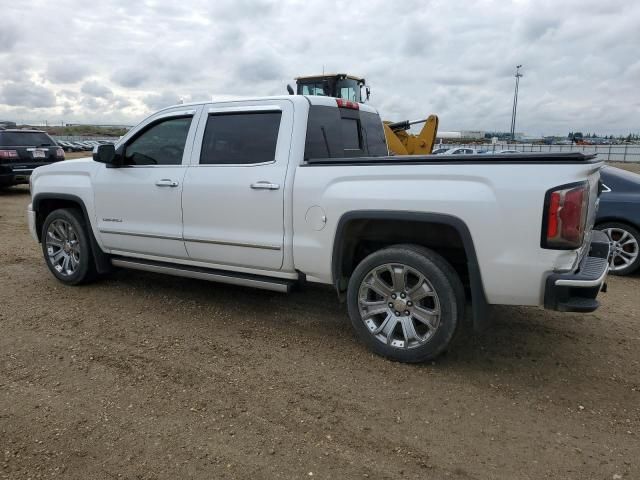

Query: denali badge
[102,218,123,222]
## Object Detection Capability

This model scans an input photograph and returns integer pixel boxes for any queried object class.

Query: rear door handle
[250,181,280,190]
[155,179,179,187]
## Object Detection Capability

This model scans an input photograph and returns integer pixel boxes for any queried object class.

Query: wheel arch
[595,217,640,232]
[32,193,112,274]
[331,210,490,332]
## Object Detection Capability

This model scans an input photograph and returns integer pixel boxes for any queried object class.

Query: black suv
[0,129,65,188]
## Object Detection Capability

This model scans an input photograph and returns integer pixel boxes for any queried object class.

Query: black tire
[41,208,96,285]
[346,244,465,363]
[596,222,640,276]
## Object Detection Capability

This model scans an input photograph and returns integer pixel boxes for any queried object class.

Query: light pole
[510,65,523,141]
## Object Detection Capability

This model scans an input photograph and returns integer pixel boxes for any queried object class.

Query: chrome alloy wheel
[358,263,441,349]
[45,219,81,276]
[603,227,639,272]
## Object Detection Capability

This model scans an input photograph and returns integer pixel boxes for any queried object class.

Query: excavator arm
[384,115,439,155]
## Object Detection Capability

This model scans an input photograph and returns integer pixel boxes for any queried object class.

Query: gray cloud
[81,80,113,99]
[0,0,638,134]
[235,56,282,83]
[0,81,56,108]
[47,61,91,84]
[111,68,150,88]
[143,91,182,110]
[0,22,19,52]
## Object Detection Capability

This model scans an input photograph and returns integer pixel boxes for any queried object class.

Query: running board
[111,257,296,293]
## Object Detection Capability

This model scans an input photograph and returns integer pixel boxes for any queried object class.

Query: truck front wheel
[41,208,96,285]
[346,245,464,363]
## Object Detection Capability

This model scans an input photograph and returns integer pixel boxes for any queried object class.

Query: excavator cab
[292,74,370,103]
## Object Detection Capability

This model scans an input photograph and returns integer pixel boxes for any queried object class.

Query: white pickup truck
[27,95,610,362]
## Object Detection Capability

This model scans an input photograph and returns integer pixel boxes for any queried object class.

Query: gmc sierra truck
[27,95,609,362]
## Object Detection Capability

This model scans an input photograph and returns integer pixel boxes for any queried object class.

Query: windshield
[0,131,55,147]
[336,78,361,102]
[298,82,329,96]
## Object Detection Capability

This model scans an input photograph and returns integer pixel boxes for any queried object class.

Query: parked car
[442,147,480,155]
[27,95,609,363]
[72,141,93,151]
[498,149,522,154]
[595,166,640,275]
[0,129,64,188]
[56,140,71,152]
[431,147,450,155]
[56,140,83,152]
[77,141,94,151]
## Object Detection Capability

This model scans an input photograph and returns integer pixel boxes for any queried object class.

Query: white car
[431,147,450,155]
[442,147,480,155]
[27,95,609,363]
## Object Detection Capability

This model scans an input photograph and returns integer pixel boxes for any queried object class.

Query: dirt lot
[1,181,639,480]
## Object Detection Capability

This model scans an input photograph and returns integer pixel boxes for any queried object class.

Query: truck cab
[294,74,369,103]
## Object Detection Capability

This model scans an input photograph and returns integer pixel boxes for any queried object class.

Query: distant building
[460,130,485,139]
[437,130,487,139]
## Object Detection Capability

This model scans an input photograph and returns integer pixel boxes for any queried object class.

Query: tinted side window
[200,112,282,165]
[124,116,192,166]
[360,111,388,156]
[305,106,388,160]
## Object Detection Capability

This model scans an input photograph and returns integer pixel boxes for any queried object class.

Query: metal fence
[444,143,640,163]
[53,135,118,143]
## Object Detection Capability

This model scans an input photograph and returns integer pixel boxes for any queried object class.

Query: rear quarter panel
[292,160,603,306]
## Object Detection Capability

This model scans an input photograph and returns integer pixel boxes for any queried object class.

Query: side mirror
[366,86,371,101]
[93,144,120,166]
[286,84,294,95]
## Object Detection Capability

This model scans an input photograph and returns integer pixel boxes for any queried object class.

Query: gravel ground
[1,182,639,480]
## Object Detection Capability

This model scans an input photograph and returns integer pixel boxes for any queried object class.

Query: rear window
[304,106,388,160]
[341,118,361,150]
[0,131,55,147]
[200,112,282,165]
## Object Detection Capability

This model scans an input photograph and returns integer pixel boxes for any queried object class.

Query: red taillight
[56,147,65,159]
[0,150,18,159]
[336,98,359,110]
[560,187,584,243]
[547,192,560,238]
[542,182,589,249]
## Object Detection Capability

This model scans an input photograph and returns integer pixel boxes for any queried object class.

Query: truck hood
[32,156,97,178]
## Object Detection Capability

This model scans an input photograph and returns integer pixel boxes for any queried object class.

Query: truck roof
[296,73,365,82]
[155,95,379,115]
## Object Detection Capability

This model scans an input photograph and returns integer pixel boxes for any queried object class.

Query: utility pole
[510,65,523,141]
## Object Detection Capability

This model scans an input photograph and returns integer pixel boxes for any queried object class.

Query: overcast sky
[1,0,638,135]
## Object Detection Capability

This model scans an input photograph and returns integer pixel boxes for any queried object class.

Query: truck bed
[304,152,597,166]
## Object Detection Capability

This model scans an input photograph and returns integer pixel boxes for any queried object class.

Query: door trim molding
[99,229,182,241]
[184,236,282,250]
[100,228,282,251]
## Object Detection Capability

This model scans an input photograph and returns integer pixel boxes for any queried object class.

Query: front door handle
[250,181,280,190]
[155,179,179,187]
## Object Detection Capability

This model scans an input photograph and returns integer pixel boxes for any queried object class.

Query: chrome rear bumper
[544,230,610,313]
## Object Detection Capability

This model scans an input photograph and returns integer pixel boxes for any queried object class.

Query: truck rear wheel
[41,208,96,285]
[346,244,464,363]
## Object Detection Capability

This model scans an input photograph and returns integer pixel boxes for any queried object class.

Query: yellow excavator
[289,73,439,155]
